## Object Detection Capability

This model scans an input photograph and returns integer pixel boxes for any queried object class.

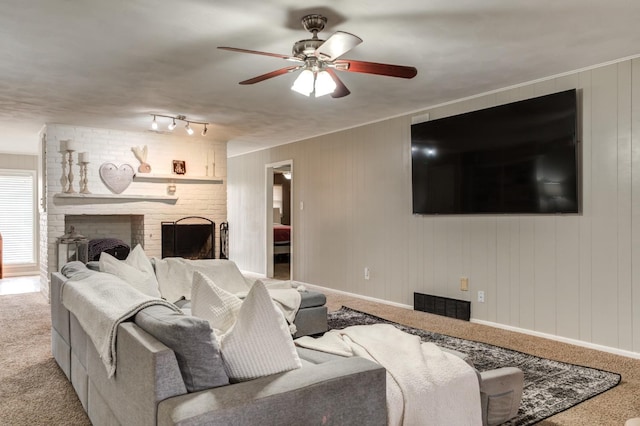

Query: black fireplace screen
[161,216,215,259]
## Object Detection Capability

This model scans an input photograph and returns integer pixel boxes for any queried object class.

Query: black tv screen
[411,89,579,214]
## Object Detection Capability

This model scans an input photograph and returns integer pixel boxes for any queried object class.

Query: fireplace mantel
[133,174,223,183]
[53,193,178,203]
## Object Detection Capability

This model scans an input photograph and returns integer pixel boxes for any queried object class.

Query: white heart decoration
[99,163,135,194]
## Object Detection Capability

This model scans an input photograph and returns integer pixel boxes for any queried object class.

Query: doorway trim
[265,159,293,278]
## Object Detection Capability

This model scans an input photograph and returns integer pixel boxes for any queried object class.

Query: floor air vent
[414,292,470,321]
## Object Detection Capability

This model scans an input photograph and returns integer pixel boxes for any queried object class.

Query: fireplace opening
[162,216,215,259]
[63,214,144,260]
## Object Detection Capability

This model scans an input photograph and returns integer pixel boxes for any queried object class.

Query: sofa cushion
[299,290,327,309]
[134,305,229,392]
[191,272,242,337]
[99,245,161,297]
[217,280,301,382]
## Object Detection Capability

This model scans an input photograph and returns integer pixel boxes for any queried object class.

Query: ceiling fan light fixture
[314,70,337,97]
[291,69,314,96]
[219,13,417,98]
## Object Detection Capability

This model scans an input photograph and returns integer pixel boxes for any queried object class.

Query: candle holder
[79,162,91,194]
[64,149,77,193]
[60,151,69,192]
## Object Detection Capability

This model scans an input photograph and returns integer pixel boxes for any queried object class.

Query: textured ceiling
[1,0,640,156]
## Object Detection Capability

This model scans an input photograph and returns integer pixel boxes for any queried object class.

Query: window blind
[0,170,35,264]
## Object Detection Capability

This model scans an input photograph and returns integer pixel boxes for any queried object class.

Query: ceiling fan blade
[335,59,418,79]
[315,31,363,61]
[325,69,350,98]
[239,66,301,85]
[218,46,301,62]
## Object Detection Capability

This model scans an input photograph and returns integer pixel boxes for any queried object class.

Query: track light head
[150,114,209,135]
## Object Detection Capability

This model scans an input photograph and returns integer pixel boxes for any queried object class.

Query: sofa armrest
[478,367,524,426]
[87,322,188,426]
[157,357,387,426]
[51,273,70,343]
[51,273,71,378]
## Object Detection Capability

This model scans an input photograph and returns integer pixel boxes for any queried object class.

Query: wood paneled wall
[228,58,640,354]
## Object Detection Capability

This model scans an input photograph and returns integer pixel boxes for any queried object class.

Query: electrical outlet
[364,267,370,280]
[460,277,469,291]
[477,291,485,303]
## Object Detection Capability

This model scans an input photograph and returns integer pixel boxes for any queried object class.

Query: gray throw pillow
[134,305,229,392]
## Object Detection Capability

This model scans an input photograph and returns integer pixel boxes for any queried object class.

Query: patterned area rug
[328,306,621,426]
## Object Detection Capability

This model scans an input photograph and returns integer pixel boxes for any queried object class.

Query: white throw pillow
[220,280,301,382]
[191,271,242,337]
[99,245,161,297]
[127,244,158,279]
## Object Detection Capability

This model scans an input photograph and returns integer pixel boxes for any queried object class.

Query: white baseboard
[305,283,414,310]
[471,319,640,360]
[311,284,640,360]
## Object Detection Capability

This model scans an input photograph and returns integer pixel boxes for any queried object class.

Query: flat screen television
[411,89,579,215]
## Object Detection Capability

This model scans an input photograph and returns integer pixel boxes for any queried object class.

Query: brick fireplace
[65,214,145,248]
[40,124,228,299]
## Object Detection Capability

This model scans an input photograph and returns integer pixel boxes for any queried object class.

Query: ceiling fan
[218,14,418,98]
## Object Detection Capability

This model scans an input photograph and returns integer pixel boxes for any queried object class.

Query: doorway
[266,160,292,280]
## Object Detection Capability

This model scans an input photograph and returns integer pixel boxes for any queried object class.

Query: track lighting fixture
[150,114,210,136]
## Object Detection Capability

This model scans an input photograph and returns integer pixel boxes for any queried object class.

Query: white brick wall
[41,124,227,299]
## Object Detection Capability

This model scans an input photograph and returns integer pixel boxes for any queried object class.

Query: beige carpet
[0,292,90,426]
[324,290,640,425]
[1,290,638,425]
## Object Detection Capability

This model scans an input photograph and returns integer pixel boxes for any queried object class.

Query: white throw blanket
[61,272,180,377]
[153,258,250,302]
[153,257,301,326]
[295,324,482,426]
